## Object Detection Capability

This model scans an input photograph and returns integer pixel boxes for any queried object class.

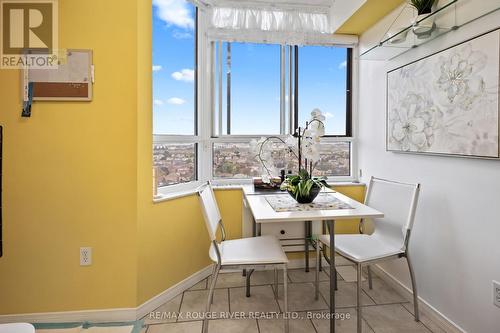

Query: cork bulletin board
[27,49,93,101]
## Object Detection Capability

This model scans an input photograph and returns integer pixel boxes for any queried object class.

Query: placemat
[265,193,353,212]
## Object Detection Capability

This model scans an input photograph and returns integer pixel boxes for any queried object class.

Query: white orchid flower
[285,135,296,147]
[303,129,314,138]
[311,109,326,122]
[261,174,271,184]
[302,147,320,163]
[311,108,322,117]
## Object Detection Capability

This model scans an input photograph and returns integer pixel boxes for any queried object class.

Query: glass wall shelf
[359,0,499,61]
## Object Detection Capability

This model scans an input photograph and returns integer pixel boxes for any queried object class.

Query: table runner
[265,193,353,212]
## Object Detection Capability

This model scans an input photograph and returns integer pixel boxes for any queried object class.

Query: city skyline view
[154,142,350,187]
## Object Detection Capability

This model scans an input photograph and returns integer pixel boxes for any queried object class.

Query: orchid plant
[250,109,329,202]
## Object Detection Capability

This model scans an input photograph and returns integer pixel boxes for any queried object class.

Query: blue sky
[153,0,347,136]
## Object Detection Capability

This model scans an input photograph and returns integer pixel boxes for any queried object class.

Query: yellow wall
[335,0,404,35]
[333,185,366,234]
[0,0,367,315]
[0,0,139,313]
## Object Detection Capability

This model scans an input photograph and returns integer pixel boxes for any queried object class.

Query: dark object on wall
[22,82,34,117]
[0,126,3,257]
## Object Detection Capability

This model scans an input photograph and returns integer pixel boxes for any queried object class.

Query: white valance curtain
[190,0,357,46]
[212,7,332,34]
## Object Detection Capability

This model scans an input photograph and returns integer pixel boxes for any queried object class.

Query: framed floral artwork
[387,29,500,158]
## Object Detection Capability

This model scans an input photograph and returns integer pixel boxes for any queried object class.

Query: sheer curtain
[189,0,356,46]
[212,7,331,33]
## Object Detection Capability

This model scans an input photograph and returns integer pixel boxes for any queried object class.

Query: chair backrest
[198,182,223,242]
[365,176,420,252]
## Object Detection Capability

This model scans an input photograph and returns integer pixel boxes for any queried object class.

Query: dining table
[243,187,384,333]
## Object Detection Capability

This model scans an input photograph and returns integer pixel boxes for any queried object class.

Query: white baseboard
[371,265,466,333]
[135,265,213,320]
[0,259,325,324]
[0,308,138,324]
[0,265,213,324]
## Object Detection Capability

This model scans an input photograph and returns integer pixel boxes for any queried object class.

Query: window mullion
[293,45,299,132]
[226,42,231,135]
[280,45,286,135]
[153,135,199,144]
[346,48,353,137]
[210,41,215,137]
[288,45,294,134]
[217,41,223,136]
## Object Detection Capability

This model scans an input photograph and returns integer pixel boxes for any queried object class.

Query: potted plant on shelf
[250,109,329,204]
[410,0,438,38]
[409,0,436,15]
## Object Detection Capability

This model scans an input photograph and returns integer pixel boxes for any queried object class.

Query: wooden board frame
[26,49,93,101]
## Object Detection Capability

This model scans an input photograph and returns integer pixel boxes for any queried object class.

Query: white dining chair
[0,323,35,333]
[315,176,421,333]
[198,182,289,333]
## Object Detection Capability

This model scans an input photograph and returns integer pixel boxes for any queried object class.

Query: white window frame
[154,8,206,199]
[208,41,357,185]
[154,9,359,200]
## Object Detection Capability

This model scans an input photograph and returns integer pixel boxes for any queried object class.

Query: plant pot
[288,185,321,204]
[412,14,436,39]
[411,1,438,39]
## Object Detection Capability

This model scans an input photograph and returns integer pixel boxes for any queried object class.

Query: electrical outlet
[80,247,92,266]
[494,280,500,308]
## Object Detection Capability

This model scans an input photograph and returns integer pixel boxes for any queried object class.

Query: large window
[153,3,354,195]
[214,42,282,135]
[297,47,351,136]
[212,43,353,180]
[152,0,198,190]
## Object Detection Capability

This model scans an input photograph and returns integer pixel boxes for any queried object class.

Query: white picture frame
[386,29,500,159]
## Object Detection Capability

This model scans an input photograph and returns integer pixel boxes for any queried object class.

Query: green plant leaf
[408,0,435,13]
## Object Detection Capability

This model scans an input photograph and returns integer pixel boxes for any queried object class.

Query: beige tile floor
[142,260,443,333]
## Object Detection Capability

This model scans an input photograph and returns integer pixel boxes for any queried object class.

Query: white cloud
[325,112,334,118]
[154,99,164,106]
[338,60,347,69]
[172,30,192,39]
[171,69,194,82]
[153,0,194,29]
[167,97,186,105]
[152,65,162,72]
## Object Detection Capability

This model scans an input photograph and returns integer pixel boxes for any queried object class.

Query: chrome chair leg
[357,263,362,333]
[406,254,420,321]
[209,264,217,304]
[367,265,373,290]
[334,260,338,291]
[246,270,252,297]
[274,267,279,298]
[203,264,220,333]
[283,265,289,333]
[315,241,320,300]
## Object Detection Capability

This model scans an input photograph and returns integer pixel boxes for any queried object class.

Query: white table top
[244,190,383,223]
